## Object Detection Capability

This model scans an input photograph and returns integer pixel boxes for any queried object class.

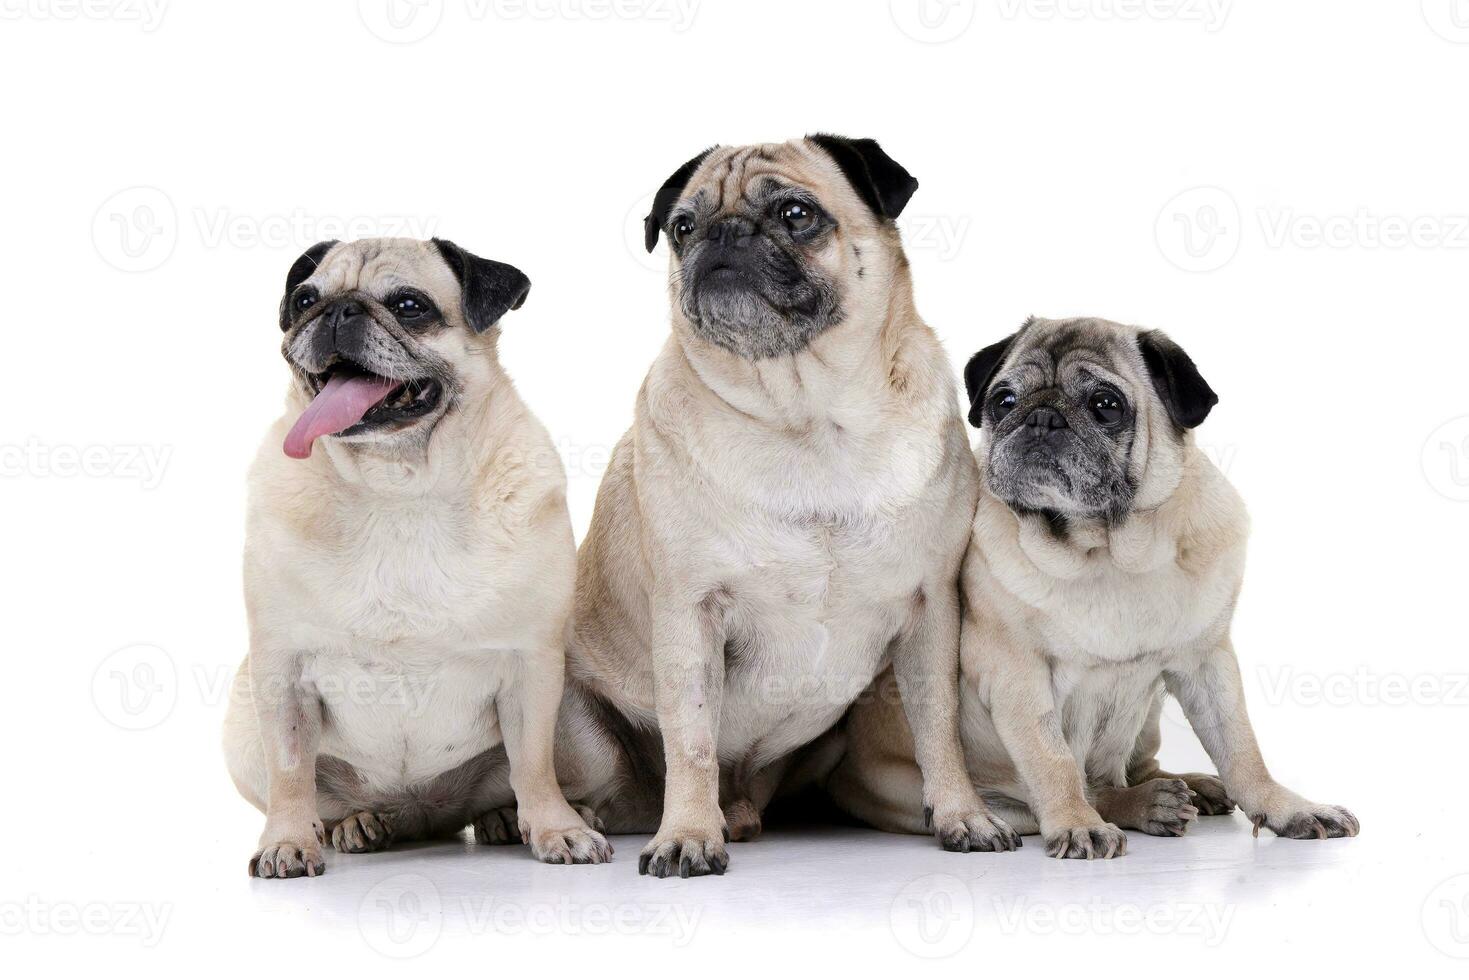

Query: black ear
[1138,330,1218,430]
[963,333,1018,428]
[807,134,919,221]
[643,147,716,253]
[279,239,337,331]
[432,238,531,334]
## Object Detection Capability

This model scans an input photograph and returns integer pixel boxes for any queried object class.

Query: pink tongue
[284,373,402,459]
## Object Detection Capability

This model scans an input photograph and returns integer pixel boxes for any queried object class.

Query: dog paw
[249,834,326,878]
[472,807,524,846]
[638,829,729,878]
[1043,822,1128,860]
[1130,778,1200,837]
[1179,773,1235,816]
[331,811,395,854]
[1249,800,1359,840]
[926,805,1022,853]
[722,799,762,843]
[527,822,613,865]
[474,803,605,846]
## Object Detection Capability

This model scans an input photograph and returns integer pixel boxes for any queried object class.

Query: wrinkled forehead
[684,141,841,212]
[312,239,459,303]
[1005,320,1140,391]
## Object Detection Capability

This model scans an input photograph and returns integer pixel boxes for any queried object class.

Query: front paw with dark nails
[928,805,1022,853]
[249,819,326,878]
[1250,801,1358,840]
[638,828,729,878]
[1044,822,1127,860]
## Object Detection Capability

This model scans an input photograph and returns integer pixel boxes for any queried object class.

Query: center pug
[564,135,1018,877]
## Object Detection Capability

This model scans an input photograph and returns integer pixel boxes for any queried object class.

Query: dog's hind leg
[1124,693,1235,816]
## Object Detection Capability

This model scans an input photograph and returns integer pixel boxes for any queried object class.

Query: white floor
[16,689,1460,977]
[90,808,1460,976]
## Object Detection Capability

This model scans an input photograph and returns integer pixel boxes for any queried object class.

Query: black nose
[1024,407,1069,433]
[705,217,757,249]
[323,298,366,329]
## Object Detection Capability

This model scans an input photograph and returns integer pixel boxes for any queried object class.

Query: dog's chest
[1048,658,1167,784]
[1021,560,1225,663]
[716,514,921,734]
[310,505,506,646]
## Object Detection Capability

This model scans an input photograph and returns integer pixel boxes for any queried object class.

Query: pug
[221,237,610,878]
[557,136,1018,879]
[829,317,1358,858]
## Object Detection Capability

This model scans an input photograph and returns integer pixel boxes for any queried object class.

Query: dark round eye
[672,217,695,247]
[780,201,817,233]
[390,293,431,319]
[1090,390,1126,425]
[293,288,318,313]
[990,388,1018,421]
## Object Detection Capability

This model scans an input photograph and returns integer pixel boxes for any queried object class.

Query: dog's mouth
[700,263,746,284]
[284,359,443,459]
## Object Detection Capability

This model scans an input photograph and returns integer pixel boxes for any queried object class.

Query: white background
[3,0,1468,975]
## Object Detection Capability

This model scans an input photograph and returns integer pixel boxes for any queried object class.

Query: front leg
[981,627,1127,859]
[247,649,327,878]
[498,645,612,865]
[639,593,730,878]
[1165,641,1358,839]
[894,586,1021,853]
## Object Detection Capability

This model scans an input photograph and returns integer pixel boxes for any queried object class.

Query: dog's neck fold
[1005,445,1203,581]
[668,263,938,438]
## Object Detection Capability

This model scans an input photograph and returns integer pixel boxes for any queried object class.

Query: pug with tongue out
[222,237,610,877]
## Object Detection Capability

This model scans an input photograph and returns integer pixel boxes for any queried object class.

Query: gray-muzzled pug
[222,237,609,878]
[830,316,1358,858]
[553,135,1018,878]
